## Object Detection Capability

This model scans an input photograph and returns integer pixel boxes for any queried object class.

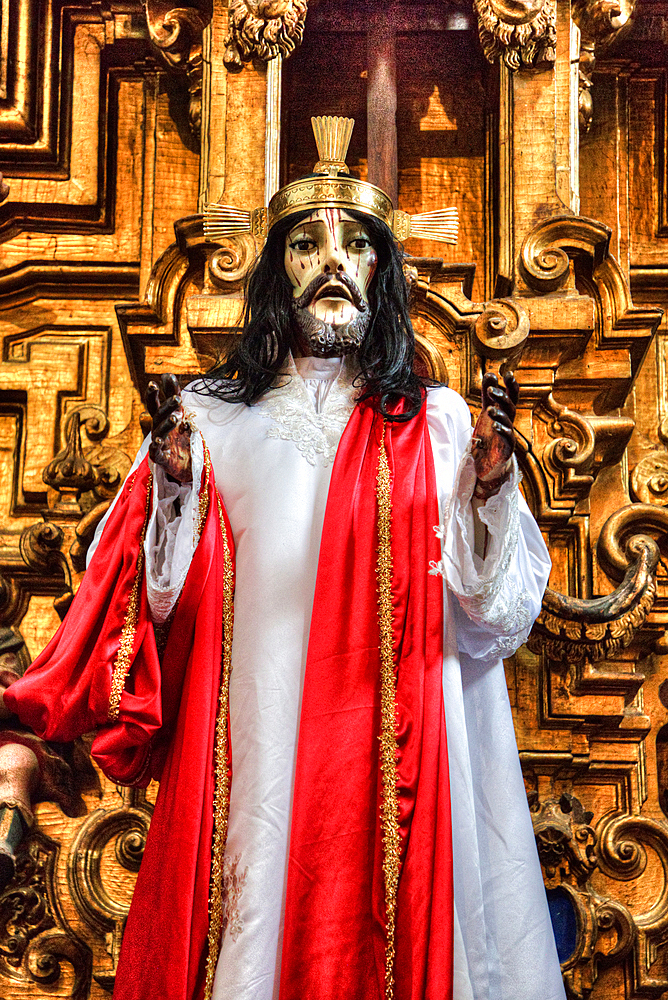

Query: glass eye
[348,237,372,250]
[289,238,316,253]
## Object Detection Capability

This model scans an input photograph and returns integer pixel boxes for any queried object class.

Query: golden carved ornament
[472,298,530,374]
[528,512,660,663]
[208,234,261,292]
[145,4,208,136]
[0,831,90,998]
[630,451,668,506]
[473,0,557,68]
[530,794,635,999]
[571,0,635,133]
[596,812,668,994]
[224,0,309,68]
[68,789,153,991]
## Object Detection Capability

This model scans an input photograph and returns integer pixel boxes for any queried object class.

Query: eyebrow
[288,220,368,238]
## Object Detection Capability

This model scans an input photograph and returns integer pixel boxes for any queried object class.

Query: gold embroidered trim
[107,472,154,722]
[198,445,212,537]
[376,426,400,1000]
[203,492,235,1000]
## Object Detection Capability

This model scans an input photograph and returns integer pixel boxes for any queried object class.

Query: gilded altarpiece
[0,0,667,996]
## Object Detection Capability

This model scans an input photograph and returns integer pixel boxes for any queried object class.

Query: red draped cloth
[5,399,452,1000]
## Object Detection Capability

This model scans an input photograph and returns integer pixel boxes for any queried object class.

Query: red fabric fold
[5,462,159,745]
[280,402,453,1000]
[6,456,236,1000]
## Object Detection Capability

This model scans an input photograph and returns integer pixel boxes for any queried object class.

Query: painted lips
[293,272,367,312]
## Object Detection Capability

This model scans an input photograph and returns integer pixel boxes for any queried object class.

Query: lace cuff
[145,430,204,625]
[430,448,534,645]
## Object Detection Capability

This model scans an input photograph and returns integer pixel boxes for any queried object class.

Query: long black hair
[195,208,430,420]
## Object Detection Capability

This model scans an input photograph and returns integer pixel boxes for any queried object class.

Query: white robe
[90,356,565,1000]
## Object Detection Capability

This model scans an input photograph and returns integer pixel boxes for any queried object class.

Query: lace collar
[254,355,358,466]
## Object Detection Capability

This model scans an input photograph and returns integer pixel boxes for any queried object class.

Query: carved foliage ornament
[530,794,635,999]
[224,0,309,69]
[0,833,90,997]
[473,0,557,69]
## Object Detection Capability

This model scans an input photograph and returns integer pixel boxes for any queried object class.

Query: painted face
[284,209,378,327]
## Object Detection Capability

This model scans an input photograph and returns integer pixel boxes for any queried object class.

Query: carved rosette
[224,0,309,69]
[631,451,668,505]
[473,0,556,69]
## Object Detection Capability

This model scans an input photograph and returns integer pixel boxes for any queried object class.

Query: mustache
[292,272,367,313]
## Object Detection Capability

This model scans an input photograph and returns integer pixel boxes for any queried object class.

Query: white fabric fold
[144,430,204,625]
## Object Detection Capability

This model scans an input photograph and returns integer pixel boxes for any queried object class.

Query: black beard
[290,273,371,357]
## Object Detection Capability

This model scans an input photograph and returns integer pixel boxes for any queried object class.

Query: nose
[321,234,346,275]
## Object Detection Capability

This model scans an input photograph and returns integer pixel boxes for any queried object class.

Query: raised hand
[471,372,518,496]
[145,374,193,484]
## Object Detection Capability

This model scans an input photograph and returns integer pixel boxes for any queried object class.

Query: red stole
[281,402,452,1000]
[5,399,452,1000]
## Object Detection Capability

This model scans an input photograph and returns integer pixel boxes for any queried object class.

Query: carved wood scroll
[145,3,210,136]
[528,529,658,664]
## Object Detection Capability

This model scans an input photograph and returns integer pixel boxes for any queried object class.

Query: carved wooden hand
[146,374,193,484]
[471,372,518,497]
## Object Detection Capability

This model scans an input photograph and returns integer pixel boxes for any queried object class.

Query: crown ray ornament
[204,116,459,247]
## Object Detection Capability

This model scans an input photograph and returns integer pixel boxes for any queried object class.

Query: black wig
[195,208,430,421]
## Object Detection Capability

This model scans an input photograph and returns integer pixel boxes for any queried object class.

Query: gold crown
[204,116,458,246]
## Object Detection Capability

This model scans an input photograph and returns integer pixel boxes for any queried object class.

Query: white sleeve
[144,430,204,625]
[86,430,205,627]
[427,388,551,661]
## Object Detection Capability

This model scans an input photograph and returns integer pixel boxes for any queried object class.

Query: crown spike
[312,116,354,176]
[407,208,459,245]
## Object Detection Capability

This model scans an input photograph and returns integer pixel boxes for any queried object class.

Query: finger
[492,422,516,451]
[162,373,180,398]
[153,413,179,440]
[155,395,181,424]
[146,381,160,417]
[504,371,520,406]
[488,407,513,430]
[481,372,498,410]
[487,386,516,422]
[492,420,514,438]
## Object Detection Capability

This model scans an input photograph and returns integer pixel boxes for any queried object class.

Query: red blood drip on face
[289,250,293,262]
[364,251,378,292]
[300,260,305,269]
[325,209,337,251]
